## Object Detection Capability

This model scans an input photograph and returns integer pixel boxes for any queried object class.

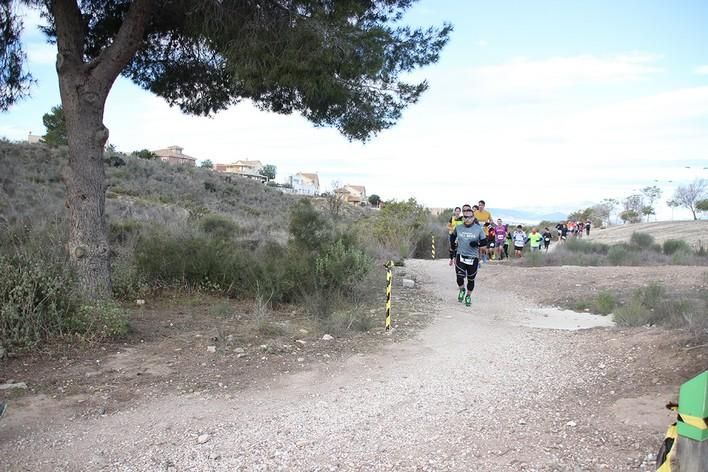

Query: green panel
[678,371,708,418]
[677,422,708,441]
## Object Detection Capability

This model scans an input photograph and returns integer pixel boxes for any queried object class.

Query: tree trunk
[51,0,153,300]
[59,72,112,299]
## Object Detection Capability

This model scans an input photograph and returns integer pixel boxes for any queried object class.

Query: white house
[289,172,320,195]
[215,160,266,182]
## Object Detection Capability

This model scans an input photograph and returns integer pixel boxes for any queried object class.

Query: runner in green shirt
[528,227,543,253]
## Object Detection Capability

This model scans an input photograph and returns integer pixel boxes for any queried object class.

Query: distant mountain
[491,208,568,225]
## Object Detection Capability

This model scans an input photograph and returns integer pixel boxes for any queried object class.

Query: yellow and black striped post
[385,260,393,330]
[431,234,436,259]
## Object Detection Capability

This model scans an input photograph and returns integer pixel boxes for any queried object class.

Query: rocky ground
[0,259,706,471]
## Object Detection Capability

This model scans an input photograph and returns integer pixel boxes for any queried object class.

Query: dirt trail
[0,260,698,471]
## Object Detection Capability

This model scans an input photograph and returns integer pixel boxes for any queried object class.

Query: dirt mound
[588,220,708,248]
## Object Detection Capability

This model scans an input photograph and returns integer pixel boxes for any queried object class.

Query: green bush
[109,219,143,245]
[671,249,693,265]
[370,198,429,258]
[133,229,253,294]
[630,231,654,248]
[64,301,129,341]
[662,238,690,254]
[289,199,333,251]
[0,254,79,348]
[607,245,630,265]
[613,299,649,327]
[593,292,616,315]
[200,214,242,240]
[565,239,609,255]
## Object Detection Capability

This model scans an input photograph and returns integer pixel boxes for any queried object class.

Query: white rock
[297,358,305,362]
[207,346,216,353]
[234,347,245,354]
[299,329,309,334]
[295,339,306,346]
[135,299,145,305]
[322,334,334,341]
[402,279,415,288]
[0,382,27,390]
[566,421,577,427]
[197,434,210,444]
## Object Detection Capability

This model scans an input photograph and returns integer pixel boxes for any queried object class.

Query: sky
[1,0,707,221]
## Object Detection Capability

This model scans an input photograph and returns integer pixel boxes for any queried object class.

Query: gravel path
[1,259,668,471]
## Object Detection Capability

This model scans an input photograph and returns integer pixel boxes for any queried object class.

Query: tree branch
[51,0,85,70]
[90,0,154,85]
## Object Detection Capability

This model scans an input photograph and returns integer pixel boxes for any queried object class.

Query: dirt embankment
[587,220,708,249]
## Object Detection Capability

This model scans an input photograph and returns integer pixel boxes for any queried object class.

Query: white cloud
[695,65,708,75]
[476,39,488,48]
[26,42,56,65]
[466,53,662,102]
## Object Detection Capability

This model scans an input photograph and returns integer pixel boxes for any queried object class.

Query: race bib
[460,255,475,265]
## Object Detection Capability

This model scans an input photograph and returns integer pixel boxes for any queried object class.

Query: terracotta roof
[152,145,197,161]
[233,160,263,167]
[346,185,366,194]
[297,173,320,187]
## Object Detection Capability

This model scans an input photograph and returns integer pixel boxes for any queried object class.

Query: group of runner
[555,220,592,241]
[446,200,562,306]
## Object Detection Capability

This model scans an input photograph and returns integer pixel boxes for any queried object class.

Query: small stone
[295,340,306,346]
[135,299,145,306]
[299,329,309,334]
[322,334,334,341]
[402,279,415,288]
[207,346,216,353]
[297,357,305,362]
[197,434,210,444]
[233,348,245,354]
[566,421,577,427]
[0,382,27,390]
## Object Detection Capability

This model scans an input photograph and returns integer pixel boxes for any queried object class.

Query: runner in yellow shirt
[473,200,492,225]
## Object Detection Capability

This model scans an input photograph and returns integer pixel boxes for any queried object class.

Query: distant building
[289,172,320,195]
[153,145,197,166]
[215,160,266,182]
[28,132,43,144]
[335,185,367,205]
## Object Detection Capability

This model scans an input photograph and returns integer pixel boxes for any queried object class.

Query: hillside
[586,220,708,249]
[0,141,373,244]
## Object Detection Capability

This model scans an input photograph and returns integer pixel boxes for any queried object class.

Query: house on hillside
[153,145,197,167]
[215,160,266,182]
[335,185,367,205]
[289,172,320,195]
[27,132,43,144]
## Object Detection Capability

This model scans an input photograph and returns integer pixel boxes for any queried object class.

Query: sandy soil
[586,220,708,249]
[1,259,706,471]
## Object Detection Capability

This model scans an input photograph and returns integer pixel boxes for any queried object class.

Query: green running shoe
[464,293,471,307]
[457,287,465,302]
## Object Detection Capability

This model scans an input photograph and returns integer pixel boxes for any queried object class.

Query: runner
[542,227,553,252]
[503,232,511,259]
[512,225,527,257]
[493,218,508,260]
[447,207,463,234]
[449,207,488,307]
[473,200,493,225]
[528,227,543,253]
[585,219,592,236]
[448,204,473,266]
